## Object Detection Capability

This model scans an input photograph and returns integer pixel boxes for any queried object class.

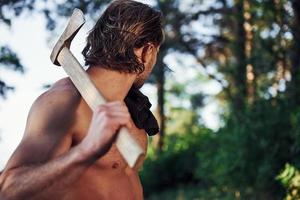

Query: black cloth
[124,87,159,136]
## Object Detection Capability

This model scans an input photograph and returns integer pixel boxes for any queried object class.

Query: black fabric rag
[124,87,159,136]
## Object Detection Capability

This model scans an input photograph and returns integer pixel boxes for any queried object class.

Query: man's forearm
[0,145,92,200]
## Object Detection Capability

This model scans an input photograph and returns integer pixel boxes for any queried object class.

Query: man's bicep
[3,93,75,171]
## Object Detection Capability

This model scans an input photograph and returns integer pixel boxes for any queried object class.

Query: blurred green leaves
[0,46,24,73]
[0,46,24,98]
[277,164,300,200]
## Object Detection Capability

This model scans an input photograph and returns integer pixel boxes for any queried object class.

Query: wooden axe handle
[57,47,145,168]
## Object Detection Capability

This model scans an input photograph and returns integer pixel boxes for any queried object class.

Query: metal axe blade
[50,8,85,66]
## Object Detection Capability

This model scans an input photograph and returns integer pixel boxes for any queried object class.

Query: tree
[0,0,39,98]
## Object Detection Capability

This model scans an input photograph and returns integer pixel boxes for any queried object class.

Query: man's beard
[133,78,145,89]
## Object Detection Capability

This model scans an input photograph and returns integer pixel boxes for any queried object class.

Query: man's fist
[78,101,133,161]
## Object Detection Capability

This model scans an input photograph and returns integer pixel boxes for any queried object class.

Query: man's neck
[86,66,137,101]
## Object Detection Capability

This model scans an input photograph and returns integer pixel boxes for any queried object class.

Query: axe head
[50,8,85,66]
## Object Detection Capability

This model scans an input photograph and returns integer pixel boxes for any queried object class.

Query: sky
[0,3,220,170]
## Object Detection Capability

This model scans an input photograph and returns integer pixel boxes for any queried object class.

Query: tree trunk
[288,0,300,105]
[232,0,247,115]
[243,0,255,104]
[156,61,165,151]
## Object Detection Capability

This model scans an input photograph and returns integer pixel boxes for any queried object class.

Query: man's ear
[134,43,155,63]
[135,43,155,63]
[141,43,155,63]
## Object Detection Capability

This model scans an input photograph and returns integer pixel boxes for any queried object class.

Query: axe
[50,8,144,168]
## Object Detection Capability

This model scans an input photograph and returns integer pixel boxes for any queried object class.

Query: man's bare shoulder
[3,78,81,170]
[26,77,81,134]
[34,77,80,109]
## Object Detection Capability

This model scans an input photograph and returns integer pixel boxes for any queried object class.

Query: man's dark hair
[82,0,164,74]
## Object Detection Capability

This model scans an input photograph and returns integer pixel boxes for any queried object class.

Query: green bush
[141,99,300,199]
[140,127,213,197]
[205,99,292,199]
[277,164,300,200]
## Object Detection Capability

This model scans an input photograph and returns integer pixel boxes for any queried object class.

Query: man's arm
[0,89,133,200]
[0,144,90,200]
[0,89,88,200]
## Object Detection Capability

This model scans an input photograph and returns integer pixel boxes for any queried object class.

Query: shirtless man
[0,0,164,199]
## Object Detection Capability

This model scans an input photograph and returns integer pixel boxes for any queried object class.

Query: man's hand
[78,101,133,161]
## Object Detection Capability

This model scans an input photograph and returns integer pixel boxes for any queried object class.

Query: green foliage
[208,99,293,199]
[0,0,30,98]
[145,184,240,200]
[142,97,300,199]
[277,164,300,200]
[0,46,24,98]
[0,46,24,72]
[141,126,213,197]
